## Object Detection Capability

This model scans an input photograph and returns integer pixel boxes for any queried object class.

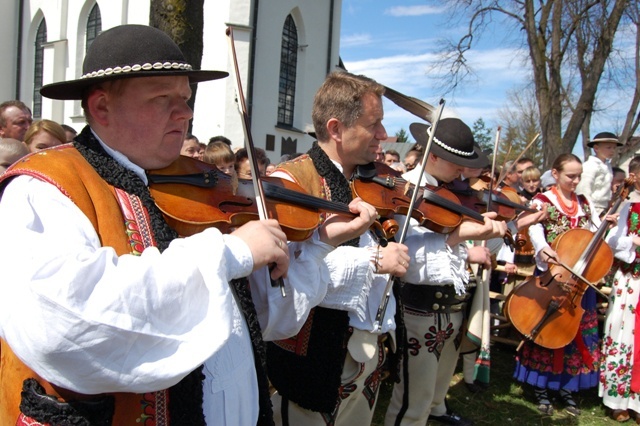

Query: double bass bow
[505,177,634,350]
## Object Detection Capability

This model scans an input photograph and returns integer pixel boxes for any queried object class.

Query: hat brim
[40,70,228,100]
[410,122,490,169]
[587,138,623,148]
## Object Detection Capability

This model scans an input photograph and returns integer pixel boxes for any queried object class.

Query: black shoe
[464,380,488,394]
[465,381,483,393]
[429,411,475,426]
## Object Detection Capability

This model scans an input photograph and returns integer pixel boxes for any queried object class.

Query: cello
[505,178,633,349]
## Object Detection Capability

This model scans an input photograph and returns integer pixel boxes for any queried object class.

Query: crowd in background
[1,23,640,426]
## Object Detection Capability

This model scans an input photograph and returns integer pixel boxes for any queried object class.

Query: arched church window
[86,3,102,53]
[277,15,298,127]
[33,19,47,118]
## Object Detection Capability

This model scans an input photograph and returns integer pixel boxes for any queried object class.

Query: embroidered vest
[0,146,177,425]
[266,155,353,413]
[535,192,591,244]
[266,154,406,411]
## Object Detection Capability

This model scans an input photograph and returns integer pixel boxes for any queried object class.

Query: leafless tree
[435,0,630,168]
[497,85,544,168]
[614,2,640,165]
[150,0,205,132]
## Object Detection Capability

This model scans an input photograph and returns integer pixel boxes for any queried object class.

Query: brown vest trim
[267,156,353,413]
[0,146,164,425]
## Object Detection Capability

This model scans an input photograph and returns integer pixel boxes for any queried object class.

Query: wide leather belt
[401,283,470,313]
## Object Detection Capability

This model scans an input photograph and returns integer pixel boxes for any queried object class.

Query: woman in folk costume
[514,153,611,416]
[600,155,640,423]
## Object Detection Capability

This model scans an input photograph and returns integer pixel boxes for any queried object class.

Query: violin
[352,162,489,234]
[504,176,635,349]
[447,177,537,222]
[147,155,387,241]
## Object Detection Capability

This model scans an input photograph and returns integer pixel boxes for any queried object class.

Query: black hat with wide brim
[410,119,490,169]
[40,25,228,100]
[587,131,623,147]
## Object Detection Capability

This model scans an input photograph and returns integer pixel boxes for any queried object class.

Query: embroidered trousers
[272,338,386,426]
[384,310,464,426]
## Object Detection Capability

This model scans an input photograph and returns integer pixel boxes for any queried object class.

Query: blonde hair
[521,166,541,181]
[24,120,67,147]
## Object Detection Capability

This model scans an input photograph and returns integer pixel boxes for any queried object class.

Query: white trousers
[384,310,464,426]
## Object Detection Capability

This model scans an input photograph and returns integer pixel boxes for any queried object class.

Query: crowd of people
[0,23,638,426]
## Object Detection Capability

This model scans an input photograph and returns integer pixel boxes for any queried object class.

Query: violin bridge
[402,180,411,196]
[558,280,574,294]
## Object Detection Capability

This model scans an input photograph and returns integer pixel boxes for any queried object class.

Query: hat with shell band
[40,24,228,100]
[410,118,489,169]
[587,131,622,147]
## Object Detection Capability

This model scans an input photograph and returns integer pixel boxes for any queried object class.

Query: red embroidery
[15,413,48,425]
[113,188,168,425]
[114,188,157,255]
[273,309,315,355]
[138,391,169,425]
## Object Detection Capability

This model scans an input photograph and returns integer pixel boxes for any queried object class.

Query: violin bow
[474,127,502,285]
[382,84,436,122]
[485,127,502,218]
[495,133,540,188]
[227,25,286,297]
[373,98,446,332]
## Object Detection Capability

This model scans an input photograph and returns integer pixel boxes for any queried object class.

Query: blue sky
[338,1,636,155]
[339,1,530,139]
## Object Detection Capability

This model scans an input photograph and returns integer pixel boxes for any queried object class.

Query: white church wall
[4,0,341,157]
[0,1,19,102]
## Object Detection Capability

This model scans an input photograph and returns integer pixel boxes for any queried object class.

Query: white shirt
[401,168,469,294]
[604,192,640,264]
[0,154,333,425]
[575,155,612,215]
[271,163,397,334]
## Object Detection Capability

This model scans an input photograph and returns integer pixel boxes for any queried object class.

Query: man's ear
[85,88,110,127]
[326,118,342,144]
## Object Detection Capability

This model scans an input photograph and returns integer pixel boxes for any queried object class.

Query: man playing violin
[266,71,411,426]
[385,118,511,426]
[0,25,379,425]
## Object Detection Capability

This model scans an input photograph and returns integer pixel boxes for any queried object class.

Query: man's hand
[318,198,377,247]
[374,242,410,277]
[447,212,507,246]
[515,203,549,230]
[467,245,492,268]
[231,219,289,279]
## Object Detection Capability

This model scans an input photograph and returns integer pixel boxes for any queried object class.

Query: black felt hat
[587,131,622,147]
[40,25,228,100]
[410,119,489,168]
